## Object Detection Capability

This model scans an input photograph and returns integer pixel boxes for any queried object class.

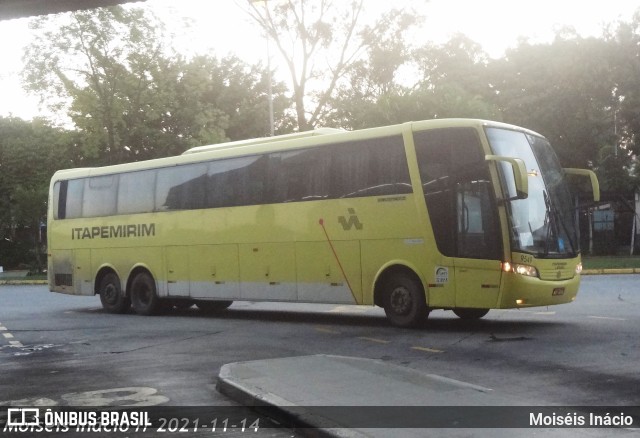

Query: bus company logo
[71,223,156,240]
[6,408,40,426]
[338,208,363,231]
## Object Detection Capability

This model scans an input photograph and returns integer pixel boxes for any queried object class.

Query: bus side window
[329,136,411,198]
[268,148,330,203]
[118,169,156,215]
[53,181,64,219]
[83,175,118,218]
[65,178,85,219]
[156,163,207,211]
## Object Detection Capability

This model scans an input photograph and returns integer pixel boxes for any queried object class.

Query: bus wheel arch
[196,300,233,313]
[453,308,489,320]
[374,265,429,328]
[127,267,160,316]
[96,267,130,314]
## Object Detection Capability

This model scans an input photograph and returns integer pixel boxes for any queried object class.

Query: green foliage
[0,117,75,270]
[331,33,500,129]
[22,6,291,165]
[489,35,616,169]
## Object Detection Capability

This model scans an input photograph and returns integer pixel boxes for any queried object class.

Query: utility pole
[250,0,275,136]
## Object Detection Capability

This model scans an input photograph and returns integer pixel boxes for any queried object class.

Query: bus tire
[196,300,233,313]
[453,308,489,320]
[382,273,428,328]
[98,272,130,314]
[130,272,160,316]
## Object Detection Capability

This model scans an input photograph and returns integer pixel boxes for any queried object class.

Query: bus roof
[182,127,344,155]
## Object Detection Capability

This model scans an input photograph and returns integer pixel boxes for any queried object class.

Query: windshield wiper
[543,190,576,256]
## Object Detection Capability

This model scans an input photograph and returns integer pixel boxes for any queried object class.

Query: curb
[582,268,640,275]
[216,363,355,438]
[0,280,48,285]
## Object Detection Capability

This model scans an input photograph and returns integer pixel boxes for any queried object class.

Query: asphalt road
[0,275,638,436]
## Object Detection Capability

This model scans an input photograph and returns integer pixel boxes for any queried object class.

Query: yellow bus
[47,119,599,327]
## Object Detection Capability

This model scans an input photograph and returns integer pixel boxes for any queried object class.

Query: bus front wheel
[382,273,428,328]
[130,272,160,316]
[453,308,489,320]
[98,272,130,314]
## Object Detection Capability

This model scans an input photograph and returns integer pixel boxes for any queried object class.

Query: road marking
[0,322,25,348]
[411,346,444,353]
[329,305,369,313]
[358,336,390,344]
[588,316,626,321]
[534,311,556,315]
[0,387,169,407]
[315,326,340,334]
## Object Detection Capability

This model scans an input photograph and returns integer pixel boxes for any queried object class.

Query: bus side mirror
[485,155,528,199]
[564,168,600,202]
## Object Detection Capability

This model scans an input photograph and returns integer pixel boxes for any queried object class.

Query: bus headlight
[503,262,539,278]
[575,263,583,275]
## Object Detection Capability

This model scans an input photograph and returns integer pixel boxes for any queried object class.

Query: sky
[0,0,638,121]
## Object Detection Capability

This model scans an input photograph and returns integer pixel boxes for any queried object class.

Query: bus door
[453,178,502,309]
[414,127,502,310]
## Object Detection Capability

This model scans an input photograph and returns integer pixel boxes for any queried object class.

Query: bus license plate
[552,288,565,296]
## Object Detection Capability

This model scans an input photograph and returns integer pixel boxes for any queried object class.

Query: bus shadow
[80,305,572,335]
[160,306,572,335]
[177,306,392,328]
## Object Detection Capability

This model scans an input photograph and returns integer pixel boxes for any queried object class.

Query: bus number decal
[519,254,533,264]
[435,267,449,284]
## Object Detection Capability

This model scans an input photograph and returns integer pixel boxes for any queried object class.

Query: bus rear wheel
[382,273,428,328]
[98,272,130,314]
[130,272,160,316]
[196,300,233,313]
[453,308,489,320]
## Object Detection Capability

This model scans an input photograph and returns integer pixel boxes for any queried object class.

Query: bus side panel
[295,241,360,304]
[453,258,502,309]
[189,244,240,299]
[74,249,92,295]
[238,242,297,301]
[165,246,190,297]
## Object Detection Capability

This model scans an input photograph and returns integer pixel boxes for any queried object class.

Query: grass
[0,273,46,281]
[582,256,640,270]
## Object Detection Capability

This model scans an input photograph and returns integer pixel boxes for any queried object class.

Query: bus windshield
[486,127,578,258]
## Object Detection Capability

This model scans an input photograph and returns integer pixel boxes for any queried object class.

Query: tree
[330,34,499,129]
[242,0,419,130]
[23,6,170,163]
[0,117,76,271]
[411,35,500,120]
[167,55,293,144]
[609,10,640,158]
[488,34,616,168]
[23,6,292,164]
